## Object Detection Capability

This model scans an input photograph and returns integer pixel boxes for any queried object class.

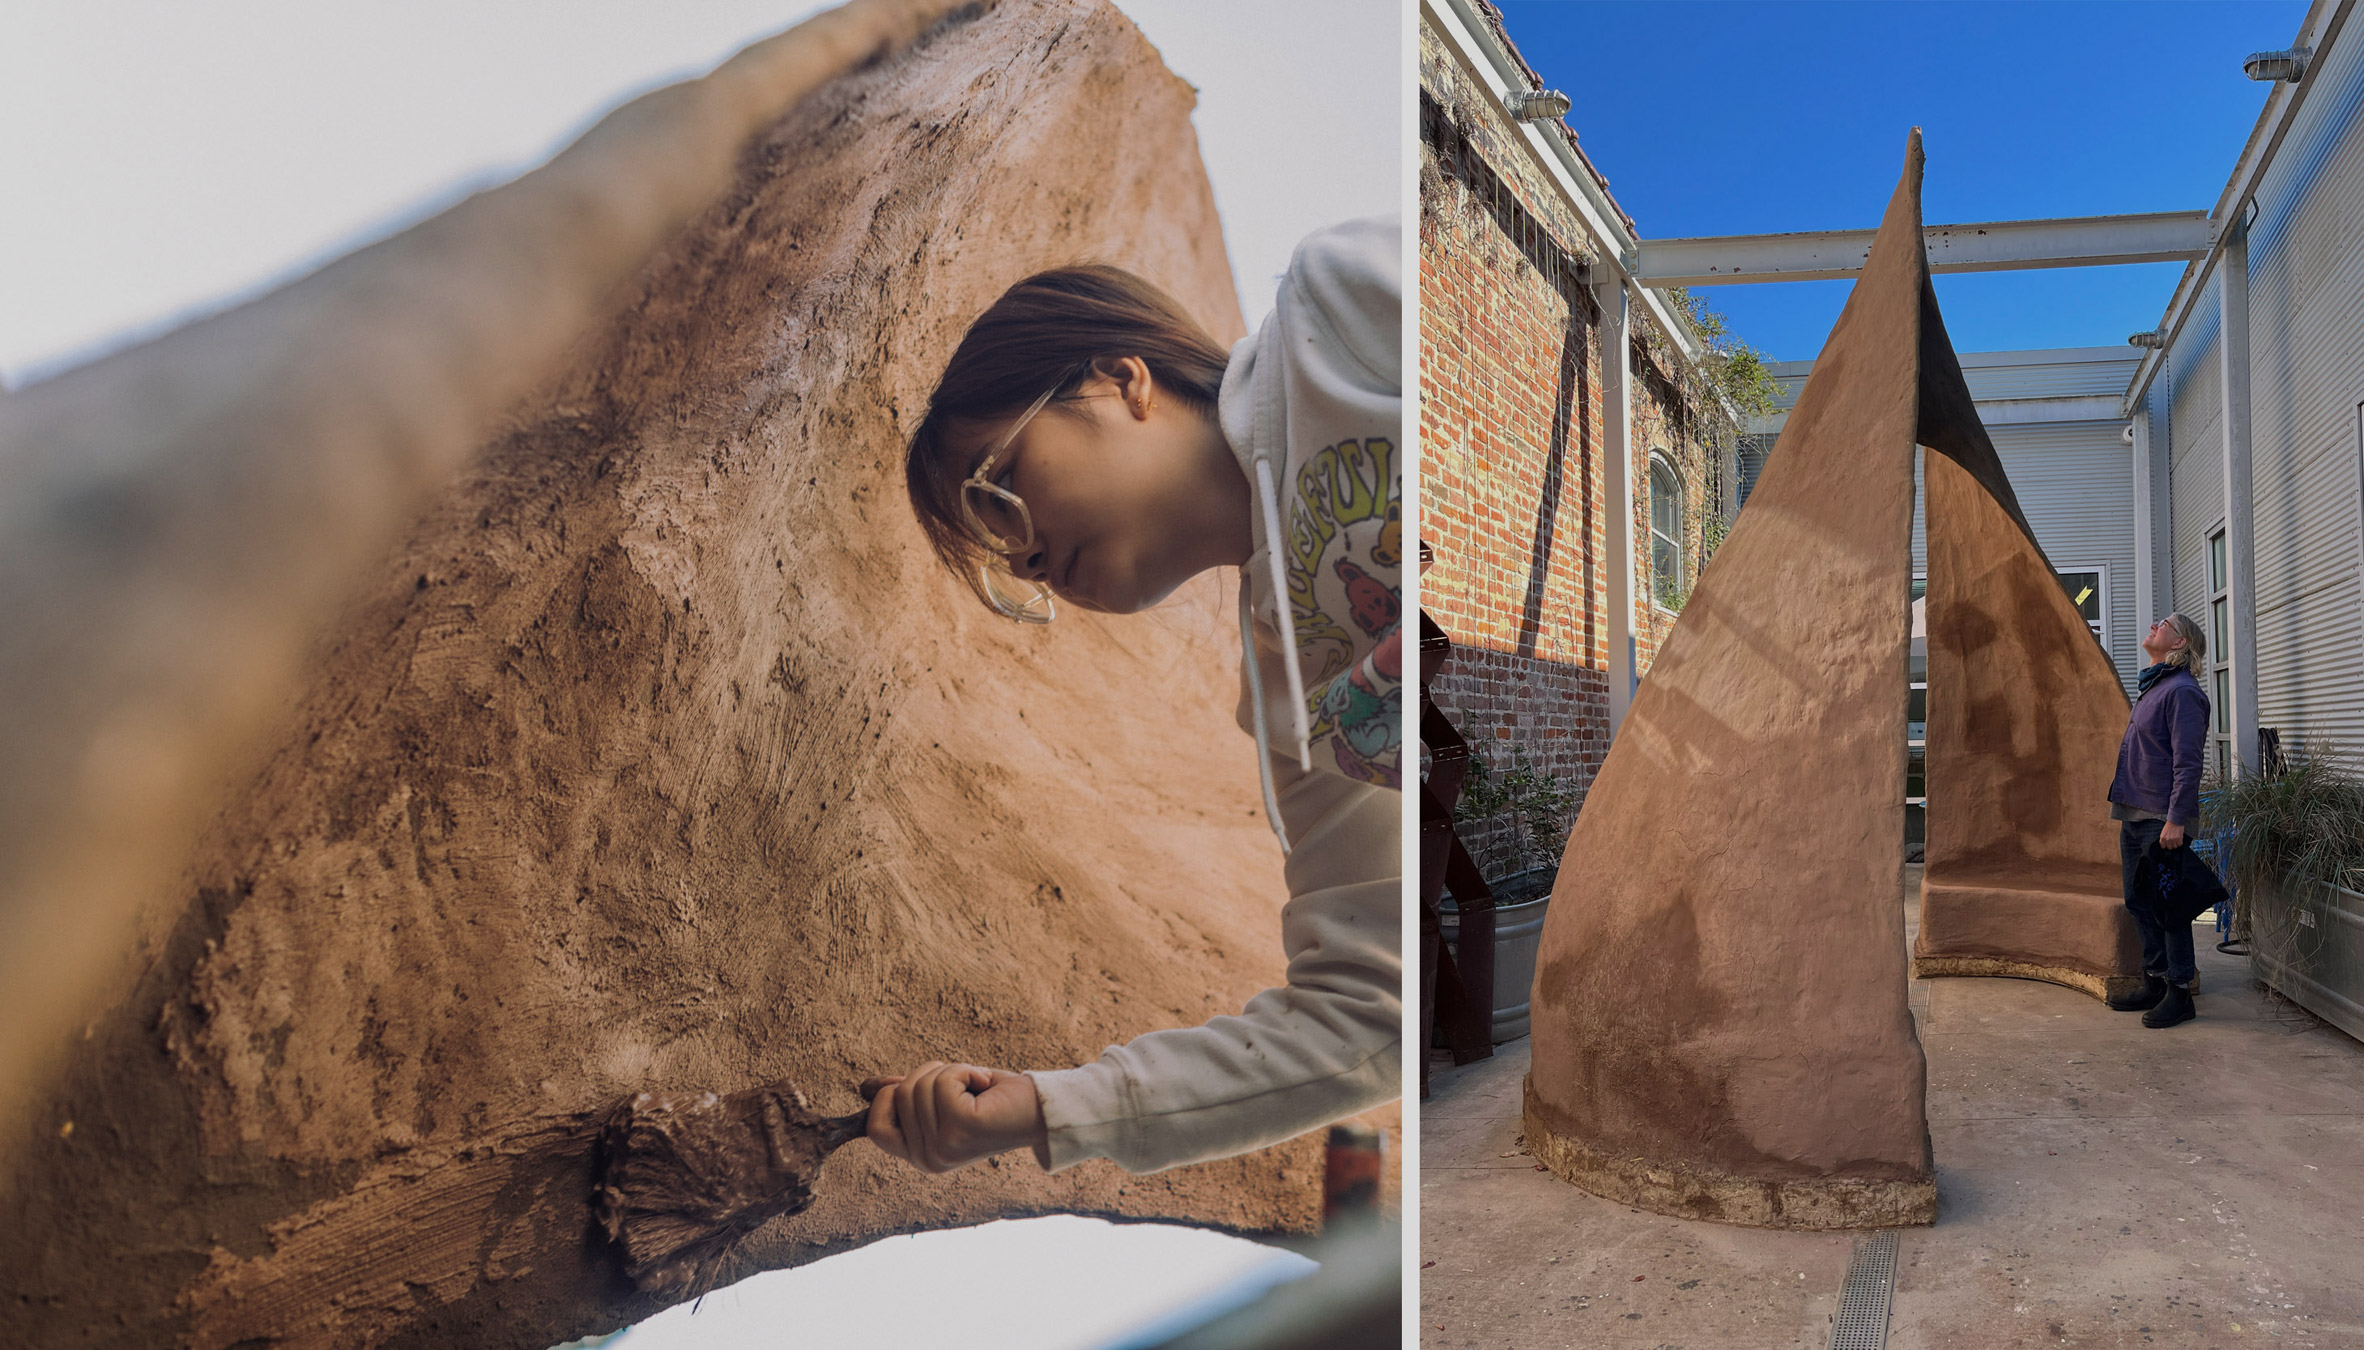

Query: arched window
[1649,455,1683,605]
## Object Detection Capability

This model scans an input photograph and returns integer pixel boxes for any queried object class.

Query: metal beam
[1599,278,1637,733]
[1974,395,2130,426]
[1634,212,2212,287]
[1748,393,2127,435]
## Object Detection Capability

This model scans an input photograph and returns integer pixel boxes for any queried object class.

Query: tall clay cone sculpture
[1911,330,2145,1002]
[1523,132,1951,1230]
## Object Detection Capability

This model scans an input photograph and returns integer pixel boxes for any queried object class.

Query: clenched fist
[861,1061,1050,1173]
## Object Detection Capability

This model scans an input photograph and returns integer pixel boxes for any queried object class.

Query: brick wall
[1418,14,1731,880]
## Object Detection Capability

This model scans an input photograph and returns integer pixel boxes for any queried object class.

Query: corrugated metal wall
[2006,422,2140,688]
[2241,18,2364,753]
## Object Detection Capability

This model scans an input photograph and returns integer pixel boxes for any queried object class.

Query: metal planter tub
[2250,874,2364,1046]
[1440,868,1554,1044]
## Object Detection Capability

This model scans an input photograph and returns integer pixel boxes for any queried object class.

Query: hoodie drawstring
[1252,457,1313,772]
[1239,597,1291,857]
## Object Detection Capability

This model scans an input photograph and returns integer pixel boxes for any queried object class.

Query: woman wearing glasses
[863,217,1402,1175]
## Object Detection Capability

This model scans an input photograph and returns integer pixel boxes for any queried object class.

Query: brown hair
[905,265,1232,607]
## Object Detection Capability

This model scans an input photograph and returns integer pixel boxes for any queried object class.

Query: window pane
[2210,531,2227,592]
[1650,463,1680,539]
[2214,667,2230,734]
[1652,537,1678,598]
[2212,597,2228,659]
[2057,571,2100,623]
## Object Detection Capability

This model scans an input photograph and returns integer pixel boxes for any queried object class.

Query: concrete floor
[1421,869,2364,1349]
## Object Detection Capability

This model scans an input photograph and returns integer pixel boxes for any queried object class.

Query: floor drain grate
[1827,1229,1899,1350]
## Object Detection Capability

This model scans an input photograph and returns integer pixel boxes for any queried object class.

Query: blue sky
[1496,0,2312,361]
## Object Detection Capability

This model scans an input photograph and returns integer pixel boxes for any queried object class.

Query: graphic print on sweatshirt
[1283,435,1402,788]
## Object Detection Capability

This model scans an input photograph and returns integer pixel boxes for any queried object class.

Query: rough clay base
[1911,956,2164,1003]
[1521,1077,1936,1231]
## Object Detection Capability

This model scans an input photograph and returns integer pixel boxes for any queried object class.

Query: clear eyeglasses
[958,378,1067,625]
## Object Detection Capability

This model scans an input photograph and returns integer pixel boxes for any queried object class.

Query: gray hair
[2161,612,2207,674]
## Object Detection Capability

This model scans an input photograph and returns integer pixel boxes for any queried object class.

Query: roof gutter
[1422,0,1721,397]
[2121,0,2354,417]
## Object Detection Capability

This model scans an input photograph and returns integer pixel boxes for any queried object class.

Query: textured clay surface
[0,4,1392,1345]
[1913,444,2142,999]
[1521,137,1940,1230]
[0,0,972,1130]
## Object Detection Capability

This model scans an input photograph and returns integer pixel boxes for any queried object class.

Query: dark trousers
[2119,818,2197,984]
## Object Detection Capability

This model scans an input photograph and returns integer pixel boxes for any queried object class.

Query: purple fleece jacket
[2108,667,2211,829]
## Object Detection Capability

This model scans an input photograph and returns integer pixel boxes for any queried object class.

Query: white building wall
[2241,15,2364,753]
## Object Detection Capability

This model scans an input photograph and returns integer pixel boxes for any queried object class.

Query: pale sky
[0,0,1400,386]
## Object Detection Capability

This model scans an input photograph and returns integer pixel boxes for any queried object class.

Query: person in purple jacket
[2105,612,2213,1026]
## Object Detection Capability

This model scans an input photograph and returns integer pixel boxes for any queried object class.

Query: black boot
[2108,973,2167,1012]
[2142,981,2195,1028]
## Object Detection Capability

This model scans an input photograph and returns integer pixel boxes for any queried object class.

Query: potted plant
[1443,743,1579,1042]
[2201,750,2364,1044]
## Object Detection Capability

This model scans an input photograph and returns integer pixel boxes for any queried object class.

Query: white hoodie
[1029,218,1403,1174]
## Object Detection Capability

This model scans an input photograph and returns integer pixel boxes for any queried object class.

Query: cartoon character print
[1334,557,1399,637]
[1281,438,1398,685]
[1276,435,1401,789]
[1315,628,1402,787]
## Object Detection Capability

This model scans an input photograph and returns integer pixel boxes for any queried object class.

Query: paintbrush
[595,1080,869,1294]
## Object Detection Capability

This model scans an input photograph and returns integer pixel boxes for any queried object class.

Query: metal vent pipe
[2243,47,2311,81]
[1506,88,1571,122]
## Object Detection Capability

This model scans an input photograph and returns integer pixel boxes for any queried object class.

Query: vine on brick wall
[1660,286,1781,422]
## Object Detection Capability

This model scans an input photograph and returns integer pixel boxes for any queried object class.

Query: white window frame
[2053,563,2109,652]
[1647,452,1683,611]
[2208,522,2232,781]
[1908,573,1926,814]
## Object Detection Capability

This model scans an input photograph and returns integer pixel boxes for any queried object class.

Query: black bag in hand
[2141,839,2231,927]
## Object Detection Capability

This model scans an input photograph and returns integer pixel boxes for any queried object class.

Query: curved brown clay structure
[1912,395,2143,1002]
[0,5,1376,1346]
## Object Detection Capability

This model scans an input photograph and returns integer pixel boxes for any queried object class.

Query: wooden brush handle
[817,1107,868,1153]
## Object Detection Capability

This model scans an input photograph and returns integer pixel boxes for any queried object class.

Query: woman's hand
[861,1061,1048,1173]
[2159,822,2186,849]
